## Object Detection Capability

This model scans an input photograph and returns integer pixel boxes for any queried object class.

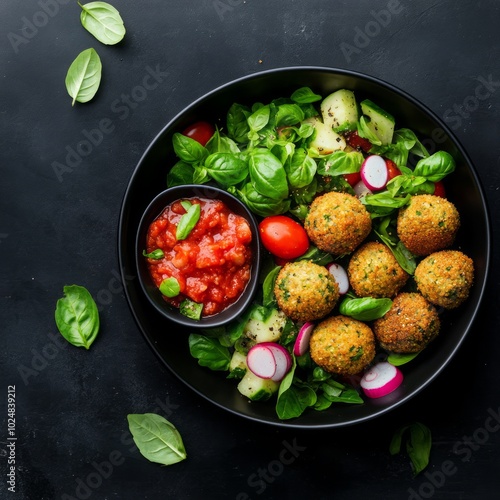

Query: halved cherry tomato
[343,172,361,187]
[259,215,309,260]
[433,180,446,197]
[384,158,402,181]
[182,121,215,146]
[346,131,372,153]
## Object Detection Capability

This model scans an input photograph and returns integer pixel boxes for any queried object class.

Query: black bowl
[118,67,490,429]
[135,184,261,328]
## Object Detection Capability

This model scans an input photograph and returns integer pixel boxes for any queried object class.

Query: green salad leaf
[127,413,186,466]
[65,48,102,106]
[79,1,126,45]
[54,285,99,349]
[390,422,432,476]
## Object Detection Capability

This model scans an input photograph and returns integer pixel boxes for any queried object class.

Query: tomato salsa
[144,197,253,317]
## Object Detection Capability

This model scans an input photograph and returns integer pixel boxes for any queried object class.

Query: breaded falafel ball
[347,241,409,298]
[304,191,372,256]
[397,194,460,256]
[309,315,376,375]
[373,292,440,353]
[414,250,474,309]
[274,260,339,323]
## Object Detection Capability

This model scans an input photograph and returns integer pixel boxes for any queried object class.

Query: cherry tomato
[346,131,372,153]
[384,158,402,181]
[433,180,446,197]
[259,215,309,260]
[182,121,215,146]
[343,172,361,187]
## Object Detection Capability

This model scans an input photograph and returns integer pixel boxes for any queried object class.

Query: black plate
[118,67,491,429]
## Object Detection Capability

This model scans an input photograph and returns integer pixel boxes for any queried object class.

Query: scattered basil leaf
[127,413,186,466]
[159,277,180,298]
[167,161,194,187]
[176,203,200,240]
[78,1,126,45]
[276,383,317,420]
[65,48,102,106]
[390,422,432,476]
[180,200,192,212]
[204,153,248,187]
[188,334,231,370]
[142,249,164,260]
[180,298,203,321]
[54,285,99,349]
[248,149,289,201]
[413,151,456,182]
[388,351,420,366]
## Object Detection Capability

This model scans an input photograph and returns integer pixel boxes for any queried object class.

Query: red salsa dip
[144,197,253,317]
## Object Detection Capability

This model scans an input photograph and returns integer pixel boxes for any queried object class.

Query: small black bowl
[135,184,261,329]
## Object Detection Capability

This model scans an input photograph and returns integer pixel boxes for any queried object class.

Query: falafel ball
[414,250,474,309]
[304,191,372,255]
[397,194,460,256]
[274,260,339,323]
[347,241,409,298]
[309,315,376,375]
[373,292,440,353]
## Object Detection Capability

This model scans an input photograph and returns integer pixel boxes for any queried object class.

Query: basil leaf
[78,1,126,45]
[235,183,290,217]
[227,103,251,143]
[167,161,194,187]
[262,266,281,308]
[180,299,203,321]
[205,129,241,154]
[204,153,248,187]
[188,334,231,370]
[390,422,432,476]
[249,149,289,200]
[339,296,393,321]
[176,203,200,240]
[276,356,317,420]
[54,285,99,349]
[127,413,186,466]
[276,383,317,420]
[65,48,102,106]
[290,87,322,104]
[248,105,270,133]
[275,104,305,127]
[413,151,456,182]
[142,249,164,260]
[388,351,420,366]
[393,128,429,158]
[357,115,382,146]
[285,148,317,188]
[159,277,180,297]
[172,133,208,164]
[317,150,364,176]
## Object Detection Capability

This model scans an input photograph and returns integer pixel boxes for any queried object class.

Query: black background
[1,1,500,499]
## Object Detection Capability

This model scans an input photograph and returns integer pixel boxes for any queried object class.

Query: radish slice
[246,345,277,379]
[326,263,349,295]
[353,179,372,198]
[360,155,389,191]
[360,362,403,398]
[247,342,292,382]
[293,322,315,356]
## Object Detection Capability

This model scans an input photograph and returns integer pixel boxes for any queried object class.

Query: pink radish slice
[293,322,315,356]
[360,155,389,191]
[247,342,292,382]
[246,345,277,379]
[360,362,403,398]
[327,263,349,295]
[353,179,372,198]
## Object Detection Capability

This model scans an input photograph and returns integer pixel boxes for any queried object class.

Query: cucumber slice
[243,308,287,344]
[237,370,279,401]
[229,350,247,373]
[360,99,395,145]
[304,116,346,155]
[321,89,359,133]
